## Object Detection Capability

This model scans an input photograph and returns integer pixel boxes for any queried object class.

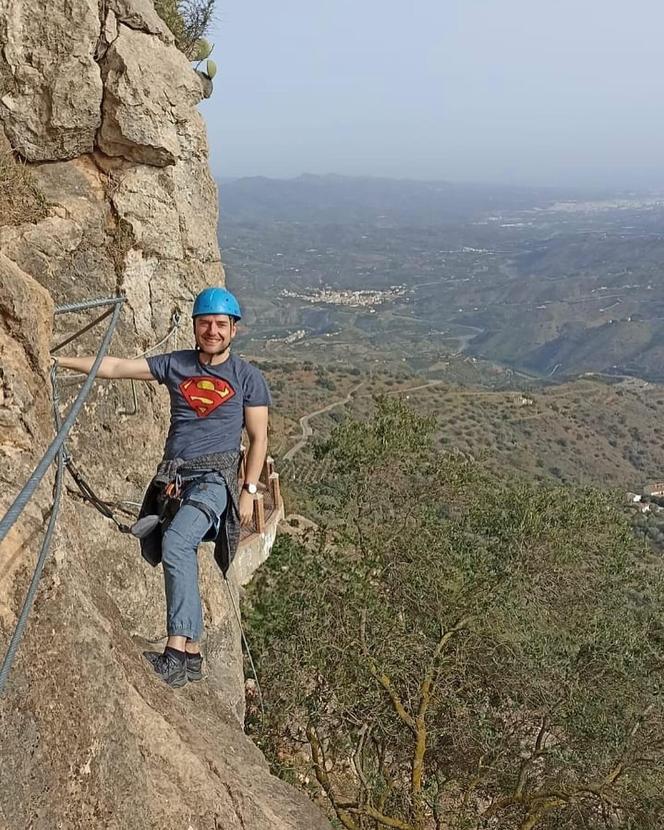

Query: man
[55,287,271,687]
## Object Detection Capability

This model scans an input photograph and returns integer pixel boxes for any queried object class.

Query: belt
[156,451,240,483]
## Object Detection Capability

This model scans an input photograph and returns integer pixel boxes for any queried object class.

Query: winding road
[386,379,444,395]
[283,382,364,461]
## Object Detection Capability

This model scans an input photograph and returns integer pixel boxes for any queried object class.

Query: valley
[218,174,664,512]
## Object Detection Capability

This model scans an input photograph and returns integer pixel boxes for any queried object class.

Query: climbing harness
[136,452,241,549]
[129,471,183,540]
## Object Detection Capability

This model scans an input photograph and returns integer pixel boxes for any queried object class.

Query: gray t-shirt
[146,350,271,460]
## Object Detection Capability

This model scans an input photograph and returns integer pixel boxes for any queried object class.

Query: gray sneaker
[143,651,187,688]
[186,652,204,682]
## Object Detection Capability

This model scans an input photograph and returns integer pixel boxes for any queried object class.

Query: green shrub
[154,0,216,59]
[245,399,664,830]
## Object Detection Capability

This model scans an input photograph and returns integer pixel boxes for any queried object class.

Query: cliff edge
[0,2,329,827]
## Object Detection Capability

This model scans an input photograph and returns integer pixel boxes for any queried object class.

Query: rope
[117,311,182,417]
[64,459,132,533]
[223,574,265,721]
[132,311,182,359]
[0,299,124,692]
[1,293,263,709]
[0,299,124,548]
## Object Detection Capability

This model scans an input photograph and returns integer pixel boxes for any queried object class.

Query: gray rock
[98,24,202,166]
[106,0,174,43]
[98,9,119,56]
[195,70,214,99]
[0,0,333,826]
[172,110,220,261]
[111,164,184,259]
[0,252,53,376]
[0,0,102,160]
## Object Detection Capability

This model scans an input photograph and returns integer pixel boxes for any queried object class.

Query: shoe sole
[164,673,187,688]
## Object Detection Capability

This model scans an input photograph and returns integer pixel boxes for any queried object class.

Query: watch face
[246,483,257,494]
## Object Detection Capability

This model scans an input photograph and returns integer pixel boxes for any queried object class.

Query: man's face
[194,314,237,354]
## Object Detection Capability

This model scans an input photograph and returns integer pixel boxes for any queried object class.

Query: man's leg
[142,504,209,686]
[144,475,227,686]
[162,503,210,641]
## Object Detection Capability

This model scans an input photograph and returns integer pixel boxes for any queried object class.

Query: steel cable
[0,447,65,695]
[54,296,125,315]
[50,306,115,354]
[0,294,264,707]
[0,298,124,548]
[0,298,124,692]
[117,311,183,417]
[132,311,182,359]
[223,574,265,721]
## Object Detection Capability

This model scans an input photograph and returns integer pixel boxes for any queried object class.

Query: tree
[245,398,664,830]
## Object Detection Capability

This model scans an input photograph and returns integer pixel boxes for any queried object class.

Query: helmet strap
[196,342,232,364]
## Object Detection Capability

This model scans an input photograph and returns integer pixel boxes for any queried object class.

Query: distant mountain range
[218,173,587,227]
[218,174,664,383]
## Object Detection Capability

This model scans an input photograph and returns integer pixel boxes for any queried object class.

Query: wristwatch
[243,482,258,495]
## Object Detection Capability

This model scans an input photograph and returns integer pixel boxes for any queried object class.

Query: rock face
[0,2,331,828]
[0,0,102,160]
[99,24,203,166]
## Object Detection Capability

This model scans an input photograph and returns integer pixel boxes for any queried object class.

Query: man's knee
[162,504,211,561]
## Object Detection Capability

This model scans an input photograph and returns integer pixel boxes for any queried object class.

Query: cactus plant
[191,37,213,61]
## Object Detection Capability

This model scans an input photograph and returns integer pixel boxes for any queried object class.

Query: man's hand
[239,490,254,527]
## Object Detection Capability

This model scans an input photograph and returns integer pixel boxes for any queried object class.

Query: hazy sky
[200,0,664,188]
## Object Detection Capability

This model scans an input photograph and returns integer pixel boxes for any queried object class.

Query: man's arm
[240,405,269,526]
[55,355,155,381]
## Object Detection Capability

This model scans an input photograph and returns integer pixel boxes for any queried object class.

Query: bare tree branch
[361,610,416,734]
[602,703,654,787]
[352,723,372,808]
[515,715,549,798]
[350,804,417,830]
[306,723,359,830]
[412,616,473,823]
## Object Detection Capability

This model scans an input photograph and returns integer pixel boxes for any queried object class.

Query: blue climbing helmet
[192,287,242,320]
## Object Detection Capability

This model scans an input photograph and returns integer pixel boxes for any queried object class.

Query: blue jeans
[161,472,228,641]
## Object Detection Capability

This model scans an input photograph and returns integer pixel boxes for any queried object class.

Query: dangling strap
[65,458,133,533]
[182,498,219,529]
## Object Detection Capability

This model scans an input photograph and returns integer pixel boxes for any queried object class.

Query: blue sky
[200,0,664,188]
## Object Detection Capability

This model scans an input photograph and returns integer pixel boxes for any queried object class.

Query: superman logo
[179,376,236,417]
